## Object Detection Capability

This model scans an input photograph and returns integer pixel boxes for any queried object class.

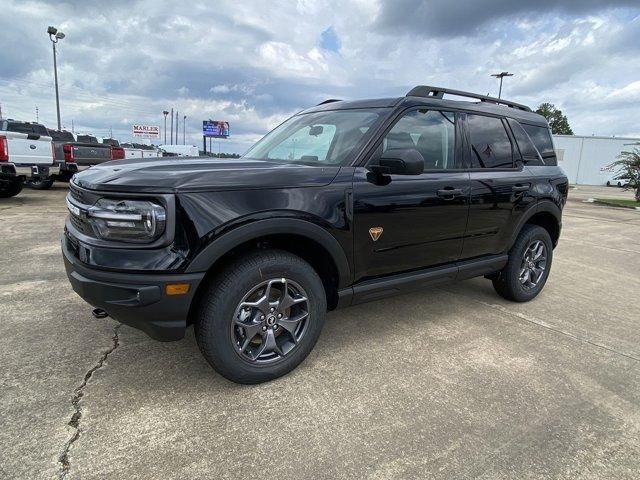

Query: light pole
[491,71,513,99]
[170,108,174,145]
[183,115,186,144]
[47,26,65,130]
[162,110,169,144]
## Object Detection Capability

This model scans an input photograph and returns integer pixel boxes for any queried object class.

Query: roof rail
[406,85,531,112]
[317,99,342,106]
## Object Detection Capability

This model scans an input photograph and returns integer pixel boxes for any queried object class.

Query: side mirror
[370,149,424,175]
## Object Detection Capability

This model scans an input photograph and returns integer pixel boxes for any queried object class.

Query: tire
[617,182,622,188]
[26,178,54,190]
[195,249,327,384]
[606,181,611,187]
[0,180,23,198]
[492,224,553,302]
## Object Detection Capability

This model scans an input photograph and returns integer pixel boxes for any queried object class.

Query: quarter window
[507,119,543,165]
[467,115,514,168]
[521,124,557,165]
[379,109,457,169]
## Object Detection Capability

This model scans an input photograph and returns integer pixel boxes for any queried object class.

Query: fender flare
[185,218,352,286]
[508,200,562,249]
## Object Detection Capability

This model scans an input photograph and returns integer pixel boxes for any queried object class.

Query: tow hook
[92,308,109,319]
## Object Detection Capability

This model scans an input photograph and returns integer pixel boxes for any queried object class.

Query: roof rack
[317,99,342,106]
[406,85,531,112]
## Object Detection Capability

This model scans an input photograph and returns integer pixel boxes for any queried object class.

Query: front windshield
[243,109,384,166]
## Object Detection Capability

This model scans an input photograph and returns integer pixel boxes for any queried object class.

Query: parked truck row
[0,119,165,197]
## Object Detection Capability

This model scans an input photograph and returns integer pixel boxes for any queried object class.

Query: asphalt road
[1,184,639,479]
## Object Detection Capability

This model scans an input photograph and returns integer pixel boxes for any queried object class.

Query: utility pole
[183,115,186,144]
[0,103,3,120]
[175,110,179,146]
[35,106,39,123]
[491,71,513,99]
[47,26,66,130]
[71,119,74,133]
[170,108,174,145]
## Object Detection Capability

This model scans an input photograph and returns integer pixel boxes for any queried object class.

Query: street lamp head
[55,31,65,40]
[163,110,169,116]
[47,26,58,36]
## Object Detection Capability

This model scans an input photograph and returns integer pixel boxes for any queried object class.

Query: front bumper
[62,235,205,341]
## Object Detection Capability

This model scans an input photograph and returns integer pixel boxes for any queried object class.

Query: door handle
[437,188,463,198]
[512,184,530,192]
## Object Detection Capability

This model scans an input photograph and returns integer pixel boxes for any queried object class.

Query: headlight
[87,198,166,243]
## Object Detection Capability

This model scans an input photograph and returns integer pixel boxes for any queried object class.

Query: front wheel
[195,249,327,384]
[492,224,553,302]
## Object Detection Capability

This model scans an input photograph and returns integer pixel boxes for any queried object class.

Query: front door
[352,108,470,282]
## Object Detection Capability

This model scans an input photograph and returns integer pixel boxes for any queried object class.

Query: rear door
[3,122,53,166]
[352,108,470,281]
[461,114,535,259]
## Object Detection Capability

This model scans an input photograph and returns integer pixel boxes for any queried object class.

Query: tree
[612,147,640,202]
[535,103,574,135]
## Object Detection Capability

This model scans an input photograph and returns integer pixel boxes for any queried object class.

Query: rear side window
[521,124,557,166]
[467,114,514,168]
[5,122,49,136]
[77,135,98,144]
[48,130,75,142]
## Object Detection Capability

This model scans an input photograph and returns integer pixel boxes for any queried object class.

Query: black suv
[62,86,568,383]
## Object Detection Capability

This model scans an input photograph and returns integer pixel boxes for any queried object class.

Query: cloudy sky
[1,0,639,153]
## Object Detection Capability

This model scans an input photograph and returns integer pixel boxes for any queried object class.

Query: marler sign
[132,125,160,138]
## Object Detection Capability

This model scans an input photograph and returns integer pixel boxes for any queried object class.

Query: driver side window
[377,109,457,170]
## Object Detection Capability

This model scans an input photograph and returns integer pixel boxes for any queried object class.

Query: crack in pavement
[58,324,121,479]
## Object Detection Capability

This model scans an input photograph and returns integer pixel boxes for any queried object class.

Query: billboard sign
[132,125,160,138]
[203,120,230,138]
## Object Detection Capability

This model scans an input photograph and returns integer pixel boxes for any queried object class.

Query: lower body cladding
[62,238,204,341]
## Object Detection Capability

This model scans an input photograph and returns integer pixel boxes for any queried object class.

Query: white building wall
[552,135,640,185]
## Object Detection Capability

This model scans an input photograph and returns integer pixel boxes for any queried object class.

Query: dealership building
[553,134,640,185]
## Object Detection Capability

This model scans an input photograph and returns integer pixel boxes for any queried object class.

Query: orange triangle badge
[369,227,383,242]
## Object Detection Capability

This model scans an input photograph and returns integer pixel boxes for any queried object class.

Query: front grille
[69,184,87,204]
[69,212,95,236]
[68,183,100,238]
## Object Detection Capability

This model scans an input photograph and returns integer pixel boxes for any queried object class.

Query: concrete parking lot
[1,184,639,479]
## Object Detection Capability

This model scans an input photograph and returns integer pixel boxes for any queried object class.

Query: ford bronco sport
[62,86,568,384]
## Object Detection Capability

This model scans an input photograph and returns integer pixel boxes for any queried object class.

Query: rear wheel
[195,249,327,384]
[0,180,23,198]
[492,224,553,302]
[26,178,54,190]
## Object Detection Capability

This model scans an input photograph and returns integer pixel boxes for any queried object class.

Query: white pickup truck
[0,120,58,197]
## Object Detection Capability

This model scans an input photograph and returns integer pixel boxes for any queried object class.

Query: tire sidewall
[0,180,23,198]
[198,251,326,383]
[504,225,553,302]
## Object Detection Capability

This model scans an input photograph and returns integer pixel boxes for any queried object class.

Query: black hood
[72,157,341,193]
